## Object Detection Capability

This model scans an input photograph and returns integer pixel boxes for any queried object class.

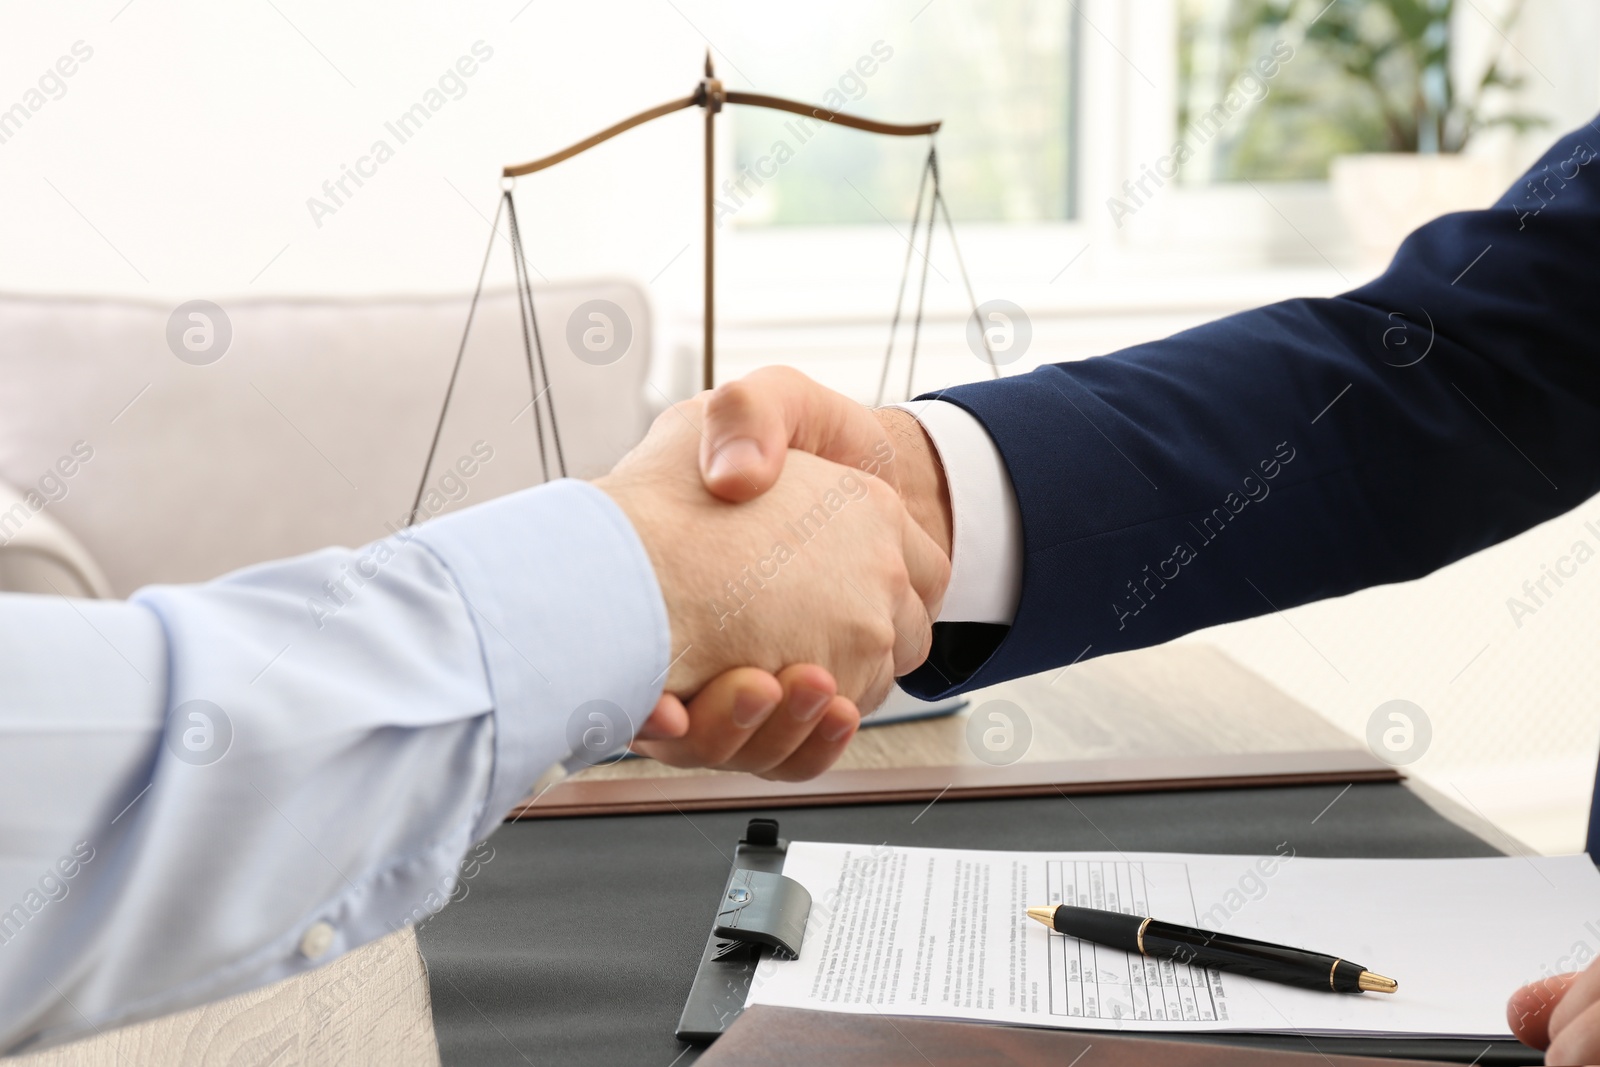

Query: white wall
[0,2,707,317]
[6,2,1594,338]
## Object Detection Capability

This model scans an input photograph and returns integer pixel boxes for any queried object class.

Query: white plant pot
[1330,153,1504,267]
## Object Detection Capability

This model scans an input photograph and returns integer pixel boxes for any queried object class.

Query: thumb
[1508,972,1579,1050]
[699,367,889,502]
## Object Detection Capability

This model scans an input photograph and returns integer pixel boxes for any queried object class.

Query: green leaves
[1229,0,1545,155]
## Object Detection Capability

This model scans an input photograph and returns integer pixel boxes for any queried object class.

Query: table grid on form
[1045,860,1227,1022]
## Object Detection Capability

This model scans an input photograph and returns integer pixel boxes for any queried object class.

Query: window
[723,1,1078,225]
[1176,0,1542,182]
[1178,0,1385,181]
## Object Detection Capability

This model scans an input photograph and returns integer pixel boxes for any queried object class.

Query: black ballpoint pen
[1026,904,1397,995]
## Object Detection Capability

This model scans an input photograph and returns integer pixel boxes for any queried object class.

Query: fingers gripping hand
[596,396,944,708]
[633,664,860,781]
[698,369,953,565]
[699,366,897,503]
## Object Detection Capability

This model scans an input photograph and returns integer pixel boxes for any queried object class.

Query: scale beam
[502,94,700,178]
[498,56,941,389]
[721,91,940,137]
[501,91,939,180]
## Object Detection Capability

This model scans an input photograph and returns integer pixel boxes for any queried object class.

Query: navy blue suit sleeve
[903,117,1600,699]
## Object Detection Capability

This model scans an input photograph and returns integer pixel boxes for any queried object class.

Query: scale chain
[410,188,565,528]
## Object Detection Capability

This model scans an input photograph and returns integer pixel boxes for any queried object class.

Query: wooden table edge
[508,749,1402,820]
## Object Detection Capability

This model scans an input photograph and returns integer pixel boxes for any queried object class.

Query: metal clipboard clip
[676,818,813,1043]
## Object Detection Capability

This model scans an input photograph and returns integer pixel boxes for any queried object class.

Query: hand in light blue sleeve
[0,387,943,1053]
[0,479,667,1053]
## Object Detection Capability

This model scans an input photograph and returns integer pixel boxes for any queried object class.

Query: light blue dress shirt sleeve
[0,478,669,1054]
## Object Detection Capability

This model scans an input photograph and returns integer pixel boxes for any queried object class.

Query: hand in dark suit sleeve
[902,117,1600,699]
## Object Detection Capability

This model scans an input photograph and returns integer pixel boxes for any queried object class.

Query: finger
[884,514,936,676]
[851,649,899,718]
[1546,995,1600,1065]
[636,694,690,742]
[1550,958,1600,1040]
[632,668,783,769]
[700,367,888,502]
[901,504,951,620]
[712,664,839,775]
[760,696,861,781]
[888,580,933,677]
[1509,972,1579,1050]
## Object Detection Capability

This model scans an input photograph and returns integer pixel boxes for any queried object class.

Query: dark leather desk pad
[415,782,1531,1066]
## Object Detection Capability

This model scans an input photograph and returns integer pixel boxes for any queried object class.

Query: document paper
[744,843,1600,1037]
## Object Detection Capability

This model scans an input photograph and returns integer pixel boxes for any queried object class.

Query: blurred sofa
[0,281,658,597]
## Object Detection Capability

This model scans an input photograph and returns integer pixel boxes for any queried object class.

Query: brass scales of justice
[411,53,999,523]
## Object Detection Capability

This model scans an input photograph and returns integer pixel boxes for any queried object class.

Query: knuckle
[872,620,898,658]
[752,364,802,390]
[863,476,898,508]
[648,406,678,433]
[705,380,758,425]
[656,398,704,434]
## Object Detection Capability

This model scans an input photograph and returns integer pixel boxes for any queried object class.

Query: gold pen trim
[1136,917,1152,955]
[1329,958,1342,991]
[1357,971,1398,993]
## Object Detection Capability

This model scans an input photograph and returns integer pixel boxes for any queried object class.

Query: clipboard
[676,818,813,1043]
[672,818,1539,1063]
[416,781,1534,1065]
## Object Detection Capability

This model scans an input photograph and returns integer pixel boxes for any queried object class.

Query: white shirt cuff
[891,399,1023,625]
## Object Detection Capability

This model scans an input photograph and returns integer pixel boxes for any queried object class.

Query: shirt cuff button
[298,921,335,960]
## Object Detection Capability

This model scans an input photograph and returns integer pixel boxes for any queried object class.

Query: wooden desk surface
[15,643,1488,1066]
[574,643,1358,784]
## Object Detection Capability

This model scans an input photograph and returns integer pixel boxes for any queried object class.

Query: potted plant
[1209,0,1548,265]
[1298,0,1548,262]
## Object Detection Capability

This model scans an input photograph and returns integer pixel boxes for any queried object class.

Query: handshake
[593,368,954,781]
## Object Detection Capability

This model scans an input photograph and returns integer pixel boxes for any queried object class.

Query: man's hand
[634,664,862,781]
[1509,967,1595,1063]
[635,367,959,781]
[596,394,949,713]
[697,366,953,558]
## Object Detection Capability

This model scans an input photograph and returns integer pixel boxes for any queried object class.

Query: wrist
[872,407,952,560]
[592,471,704,693]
